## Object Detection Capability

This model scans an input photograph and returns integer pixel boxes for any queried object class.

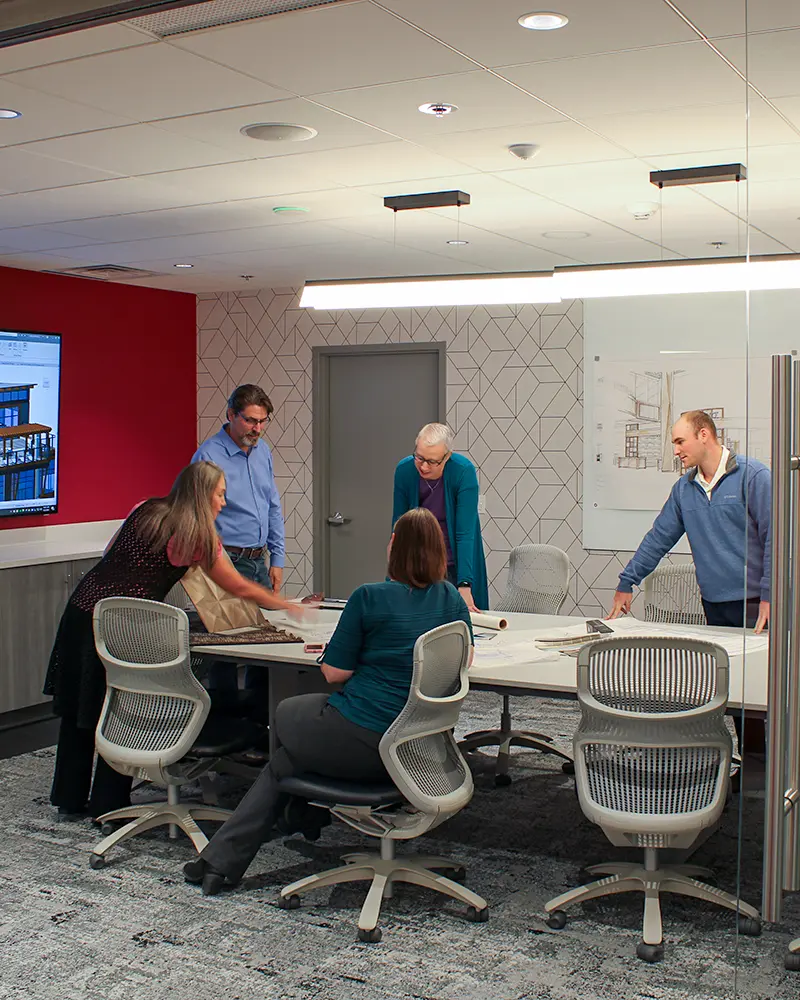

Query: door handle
[327,512,350,526]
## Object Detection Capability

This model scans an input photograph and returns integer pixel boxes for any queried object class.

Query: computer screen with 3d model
[0,329,61,518]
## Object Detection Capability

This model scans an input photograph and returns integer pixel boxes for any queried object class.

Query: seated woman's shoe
[183,857,234,896]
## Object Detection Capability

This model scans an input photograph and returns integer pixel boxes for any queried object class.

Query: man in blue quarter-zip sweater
[607,409,771,634]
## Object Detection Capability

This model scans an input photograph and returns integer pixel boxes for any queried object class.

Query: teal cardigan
[392,452,489,611]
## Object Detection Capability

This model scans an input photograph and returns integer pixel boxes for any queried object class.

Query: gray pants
[201,693,386,882]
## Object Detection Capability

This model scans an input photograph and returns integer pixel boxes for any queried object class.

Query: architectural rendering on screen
[0,331,61,517]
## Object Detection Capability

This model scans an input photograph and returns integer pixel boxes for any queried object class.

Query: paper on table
[470,612,508,630]
[604,617,769,656]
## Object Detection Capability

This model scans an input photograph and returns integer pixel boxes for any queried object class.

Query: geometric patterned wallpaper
[197,286,648,614]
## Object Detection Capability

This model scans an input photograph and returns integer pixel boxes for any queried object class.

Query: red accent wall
[1,265,196,530]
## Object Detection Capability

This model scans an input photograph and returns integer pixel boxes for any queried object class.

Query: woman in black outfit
[44,460,302,820]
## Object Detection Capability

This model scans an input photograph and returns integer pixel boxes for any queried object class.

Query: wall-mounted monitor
[0,329,61,518]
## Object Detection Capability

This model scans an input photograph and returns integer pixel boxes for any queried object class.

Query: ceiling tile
[0,227,104,252]
[152,98,388,155]
[6,42,290,122]
[276,141,477,186]
[674,0,799,36]
[500,41,745,119]
[381,0,698,66]
[716,30,800,100]
[20,124,243,175]
[172,2,473,94]
[311,71,566,138]
[580,99,797,156]
[148,158,350,201]
[420,120,631,171]
[0,78,135,142]
[0,23,150,73]
[0,146,122,192]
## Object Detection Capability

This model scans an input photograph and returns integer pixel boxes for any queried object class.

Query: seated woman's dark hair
[388,507,447,589]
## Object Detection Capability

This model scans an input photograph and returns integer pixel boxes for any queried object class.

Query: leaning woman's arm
[207,552,300,615]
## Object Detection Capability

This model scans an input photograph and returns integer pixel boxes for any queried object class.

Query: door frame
[312,342,447,593]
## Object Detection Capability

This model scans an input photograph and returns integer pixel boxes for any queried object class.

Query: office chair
[643,562,705,626]
[544,636,760,963]
[275,621,488,942]
[88,597,258,870]
[459,544,574,784]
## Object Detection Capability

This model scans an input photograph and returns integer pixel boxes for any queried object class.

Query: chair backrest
[379,620,473,825]
[93,597,210,774]
[642,562,705,626]
[573,637,731,847]
[494,544,570,615]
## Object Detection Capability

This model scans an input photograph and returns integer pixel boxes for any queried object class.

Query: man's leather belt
[225,545,265,559]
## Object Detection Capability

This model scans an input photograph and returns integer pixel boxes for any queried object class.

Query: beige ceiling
[1,0,799,291]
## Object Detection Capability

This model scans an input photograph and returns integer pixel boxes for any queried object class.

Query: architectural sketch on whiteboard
[593,358,770,512]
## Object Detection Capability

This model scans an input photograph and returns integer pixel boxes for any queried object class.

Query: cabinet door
[71,557,100,587]
[0,562,72,714]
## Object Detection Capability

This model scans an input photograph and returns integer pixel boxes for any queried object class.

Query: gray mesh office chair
[275,621,488,942]
[88,598,239,869]
[544,636,760,963]
[643,563,705,626]
[459,544,574,784]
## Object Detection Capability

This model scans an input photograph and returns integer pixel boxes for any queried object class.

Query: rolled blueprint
[470,612,508,631]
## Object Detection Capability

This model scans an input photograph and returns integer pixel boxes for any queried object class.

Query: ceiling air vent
[51,265,158,281]
[126,0,355,37]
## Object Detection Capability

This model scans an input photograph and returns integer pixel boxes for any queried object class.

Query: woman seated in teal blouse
[184,507,473,896]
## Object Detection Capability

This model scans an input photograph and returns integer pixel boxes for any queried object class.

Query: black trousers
[50,715,133,817]
[200,693,386,883]
[702,596,763,753]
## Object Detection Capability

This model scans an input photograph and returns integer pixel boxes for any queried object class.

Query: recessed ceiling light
[446,239,470,246]
[418,102,458,117]
[272,206,310,214]
[174,263,194,268]
[0,109,22,119]
[240,123,318,142]
[541,231,591,239]
[518,11,569,30]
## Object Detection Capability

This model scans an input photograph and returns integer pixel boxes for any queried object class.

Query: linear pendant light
[553,255,800,299]
[300,272,560,310]
[299,255,800,310]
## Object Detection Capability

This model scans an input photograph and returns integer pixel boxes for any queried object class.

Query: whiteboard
[583,290,799,552]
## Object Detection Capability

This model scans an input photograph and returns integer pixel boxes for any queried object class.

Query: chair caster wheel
[357,926,382,943]
[636,942,664,963]
[494,773,512,787]
[466,905,489,923]
[278,894,301,910]
[785,951,800,971]
[89,854,106,870]
[450,867,467,882]
[100,822,117,836]
[738,916,761,936]
[546,910,567,930]
[562,761,575,775]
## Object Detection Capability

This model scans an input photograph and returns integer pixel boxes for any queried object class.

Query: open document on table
[603,616,769,657]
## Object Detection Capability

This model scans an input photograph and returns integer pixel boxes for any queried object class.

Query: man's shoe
[183,857,234,896]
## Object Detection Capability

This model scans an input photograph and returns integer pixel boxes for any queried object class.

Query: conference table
[190,608,771,752]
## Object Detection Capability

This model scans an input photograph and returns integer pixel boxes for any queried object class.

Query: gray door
[314,344,445,598]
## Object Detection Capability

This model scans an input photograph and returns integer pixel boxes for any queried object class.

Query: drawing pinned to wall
[593,357,770,512]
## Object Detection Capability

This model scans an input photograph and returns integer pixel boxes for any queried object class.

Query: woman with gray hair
[392,422,489,611]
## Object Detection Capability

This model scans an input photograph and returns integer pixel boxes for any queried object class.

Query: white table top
[192,608,770,715]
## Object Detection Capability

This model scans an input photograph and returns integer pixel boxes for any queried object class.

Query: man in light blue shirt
[192,384,286,715]
[192,384,285,592]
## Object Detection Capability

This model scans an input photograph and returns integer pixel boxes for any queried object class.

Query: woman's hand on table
[458,586,479,612]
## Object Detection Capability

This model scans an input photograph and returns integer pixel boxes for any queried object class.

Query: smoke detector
[240,123,318,142]
[508,143,540,161]
[627,201,660,221]
[418,103,458,117]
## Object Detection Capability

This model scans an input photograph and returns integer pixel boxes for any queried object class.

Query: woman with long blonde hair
[44,461,301,822]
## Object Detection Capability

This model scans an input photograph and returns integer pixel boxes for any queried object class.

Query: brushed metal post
[763,354,793,921]
[784,358,800,892]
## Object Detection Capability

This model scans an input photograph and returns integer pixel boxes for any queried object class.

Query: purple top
[419,475,454,566]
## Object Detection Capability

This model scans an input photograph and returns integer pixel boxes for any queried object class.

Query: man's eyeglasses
[413,451,449,468]
[238,413,272,428]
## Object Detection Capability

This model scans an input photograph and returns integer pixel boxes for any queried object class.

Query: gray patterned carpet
[1,692,798,1000]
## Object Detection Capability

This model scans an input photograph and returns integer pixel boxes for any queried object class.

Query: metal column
[785,359,800,893]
